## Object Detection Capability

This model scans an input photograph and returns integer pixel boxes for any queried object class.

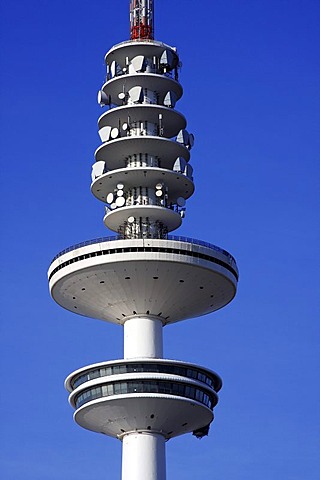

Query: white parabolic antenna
[111,127,119,139]
[97,90,110,106]
[177,196,186,207]
[106,193,114,204]
[115,196,126,207]
[110,60,117,77]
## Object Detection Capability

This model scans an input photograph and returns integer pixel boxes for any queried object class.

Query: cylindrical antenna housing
[130,0,154,40]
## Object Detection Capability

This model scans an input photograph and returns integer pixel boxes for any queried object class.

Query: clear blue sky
[1,1,319,478]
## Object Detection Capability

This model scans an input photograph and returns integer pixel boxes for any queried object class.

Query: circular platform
[105,40,179,69]
[102,73,182,106]
[48,238,238,324]
[103,205,182,232]
[91,167,194,203]
[98,104,186,138]
[95,136,190,170]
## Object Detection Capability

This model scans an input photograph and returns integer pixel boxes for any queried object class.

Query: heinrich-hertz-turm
[48,1,239,478]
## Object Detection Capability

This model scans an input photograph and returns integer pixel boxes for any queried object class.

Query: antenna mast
[130,0,154,40]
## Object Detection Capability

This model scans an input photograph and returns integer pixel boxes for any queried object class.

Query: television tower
[48,1,238,479]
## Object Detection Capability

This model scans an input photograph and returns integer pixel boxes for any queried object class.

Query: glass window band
[71,362,220,391]
[74,379,217,410]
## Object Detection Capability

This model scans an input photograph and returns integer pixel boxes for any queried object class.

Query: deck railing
[51,235,236,264]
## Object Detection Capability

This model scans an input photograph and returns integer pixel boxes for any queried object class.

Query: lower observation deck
[48,237,238,324]
[65,358,221,439]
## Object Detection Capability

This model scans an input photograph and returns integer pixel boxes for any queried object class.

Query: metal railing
[51,235,236,264]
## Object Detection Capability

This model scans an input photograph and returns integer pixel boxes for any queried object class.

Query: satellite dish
[155,183,163,190]
[128,216,135,223]
[122,122,128,131]
[184,164,193,179]
[97,90,110,107]
[111,127,119,139]
[106,193,114,204]
[91,161,106,181]
[164,91,177,108]
[118,92,126,100]
[173,157,187,173]
[128,86,143,103]
[115,196,125,207]
[160,49,174,69]
[117,183,124,190]
[176,129,189,146]
[110,61,117,78]
[128,63,136,74]
[116,189,124,197]
[131,55,145,72]
[177,196,186,207]
[111,202,117,210]
[155,190,163,197]
[180,210,186,218]
[98,125,112,142]
[189,133,195,147]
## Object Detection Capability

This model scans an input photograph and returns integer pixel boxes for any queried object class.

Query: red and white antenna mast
[130,0,154,40]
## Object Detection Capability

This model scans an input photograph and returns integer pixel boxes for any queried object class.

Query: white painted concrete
[124,315,163,358]
[122,432,166,480]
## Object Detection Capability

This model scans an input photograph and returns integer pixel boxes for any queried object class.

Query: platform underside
[74,394,213,439]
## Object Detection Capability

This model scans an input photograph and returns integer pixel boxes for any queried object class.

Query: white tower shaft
[122,433,166,480]
[124,315,163,358]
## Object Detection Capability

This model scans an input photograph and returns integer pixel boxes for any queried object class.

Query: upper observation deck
[48,236,238,325]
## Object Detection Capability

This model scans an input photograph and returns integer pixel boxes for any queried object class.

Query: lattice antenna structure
[48,2,238,479]
[130,0,154,40]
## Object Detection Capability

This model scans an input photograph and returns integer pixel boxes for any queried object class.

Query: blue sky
[0,0,319,478]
